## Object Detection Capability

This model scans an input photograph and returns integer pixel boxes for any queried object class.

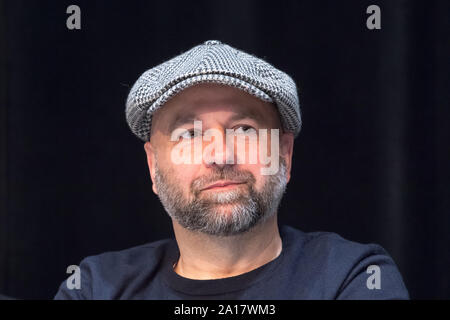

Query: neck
[172,215,282,280]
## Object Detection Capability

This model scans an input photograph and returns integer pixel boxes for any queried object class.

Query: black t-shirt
[54,225,409,299]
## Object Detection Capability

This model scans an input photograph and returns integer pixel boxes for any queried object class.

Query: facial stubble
[154,158,287,236]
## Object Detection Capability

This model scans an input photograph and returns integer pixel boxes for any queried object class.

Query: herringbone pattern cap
[126,40,301,141]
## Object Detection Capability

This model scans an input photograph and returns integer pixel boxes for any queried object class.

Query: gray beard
[154,158,287,236]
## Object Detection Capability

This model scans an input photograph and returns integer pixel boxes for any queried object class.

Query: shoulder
[281,224,389,262]
[54,238,175,299]
[280,225,409,299]
[82,238,173,271]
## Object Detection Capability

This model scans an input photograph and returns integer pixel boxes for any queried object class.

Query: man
[55,40,409,299]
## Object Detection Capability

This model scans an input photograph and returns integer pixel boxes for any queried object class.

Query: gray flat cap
[126,40,301,142]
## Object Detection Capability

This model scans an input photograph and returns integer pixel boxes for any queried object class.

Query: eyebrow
[168,114,198,132]
[168,109,267,132]
[229,109,266,124]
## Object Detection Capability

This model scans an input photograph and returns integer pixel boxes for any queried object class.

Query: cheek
[236,163,264,190]
[162,158,200,194]
[173,165,197,181]
[242,132,279,164]
[156,148,196,185]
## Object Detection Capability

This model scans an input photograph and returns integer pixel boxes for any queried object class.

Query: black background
[0,0,449,299]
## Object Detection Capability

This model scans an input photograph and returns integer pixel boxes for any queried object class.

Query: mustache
[191,166,256,194]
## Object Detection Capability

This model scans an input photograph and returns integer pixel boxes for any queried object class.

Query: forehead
[152,83,280,131]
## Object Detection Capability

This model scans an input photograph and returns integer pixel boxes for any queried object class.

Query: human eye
[177,128,202,140]
[234,125,256,134]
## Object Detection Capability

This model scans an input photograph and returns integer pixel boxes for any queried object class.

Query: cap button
[204,40,222,46]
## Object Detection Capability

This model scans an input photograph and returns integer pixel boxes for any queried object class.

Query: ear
[144,141,158,195]
[279,132,294,183]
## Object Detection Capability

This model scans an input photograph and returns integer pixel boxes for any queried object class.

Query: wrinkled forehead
[150,83,282,135]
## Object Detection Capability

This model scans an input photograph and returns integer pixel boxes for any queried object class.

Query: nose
[203,129,235,169]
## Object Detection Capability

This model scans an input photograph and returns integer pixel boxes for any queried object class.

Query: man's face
[144,83,294,236]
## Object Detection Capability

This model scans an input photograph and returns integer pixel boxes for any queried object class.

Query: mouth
[201,181,246,191]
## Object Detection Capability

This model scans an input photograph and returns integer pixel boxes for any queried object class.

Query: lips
[201,181,246,191]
